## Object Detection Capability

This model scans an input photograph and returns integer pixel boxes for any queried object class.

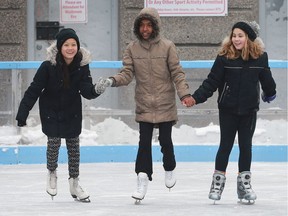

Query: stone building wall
[0,0,260,126]
[117,0,259,127]
[0,0,26,125]
[0,0,27,61]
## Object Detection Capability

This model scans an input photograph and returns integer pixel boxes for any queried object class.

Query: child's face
[61,38,78,64]
[139,19,153,40]
[231,28,247,50]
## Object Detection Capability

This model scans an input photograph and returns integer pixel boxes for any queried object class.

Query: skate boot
[237,171,257,204]
[132,172,149,203]
[46,170,57,199]
[208,171,226,203]
[165,170,176,190]
[68,177,90,202]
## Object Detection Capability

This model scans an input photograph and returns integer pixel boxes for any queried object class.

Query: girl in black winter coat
[16,28,105,202]
[191,21,276,204]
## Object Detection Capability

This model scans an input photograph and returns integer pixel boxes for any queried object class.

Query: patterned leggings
[46,137,80,178]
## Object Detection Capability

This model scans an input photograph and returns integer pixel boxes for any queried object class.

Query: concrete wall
[118,0,259,60]
[0,0,27,125]
[1,0,285,129]
[117,0,259,127]
[0,0,27,61]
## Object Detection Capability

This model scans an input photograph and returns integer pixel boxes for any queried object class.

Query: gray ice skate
[237,171,257,204]
[208,171,226,204]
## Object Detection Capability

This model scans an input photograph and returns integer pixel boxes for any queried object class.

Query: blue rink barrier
[0,145,287,165]
[0,60,287,69]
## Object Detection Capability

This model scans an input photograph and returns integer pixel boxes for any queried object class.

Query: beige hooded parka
[111,8,190,124]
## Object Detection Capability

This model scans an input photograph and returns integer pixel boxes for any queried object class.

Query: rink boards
[0,145,287,164]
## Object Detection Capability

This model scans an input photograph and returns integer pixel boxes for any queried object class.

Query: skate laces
[137,173,148,193]
[49,171,57,188]
[74,179,85,193]
[165,171,173,180]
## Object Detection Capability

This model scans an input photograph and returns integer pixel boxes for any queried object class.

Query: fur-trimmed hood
[133,7,161,42]
[46,42,92,66]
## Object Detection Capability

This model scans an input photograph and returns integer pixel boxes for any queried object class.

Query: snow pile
[0,117,286,146]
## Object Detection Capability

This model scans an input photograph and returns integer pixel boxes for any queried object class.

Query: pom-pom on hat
[232,21,260,41]
[56,28,80,51]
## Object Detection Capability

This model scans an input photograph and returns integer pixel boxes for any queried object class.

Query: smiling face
[61,38,78,65]
[139,19,153,40]
[231,28,248,50]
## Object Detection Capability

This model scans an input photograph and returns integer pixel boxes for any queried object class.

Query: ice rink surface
[0,162,287,216]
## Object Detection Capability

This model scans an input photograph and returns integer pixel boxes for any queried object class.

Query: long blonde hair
[218,32,265,61]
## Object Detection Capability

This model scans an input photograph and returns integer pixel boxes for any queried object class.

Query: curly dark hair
[133,13,160,40]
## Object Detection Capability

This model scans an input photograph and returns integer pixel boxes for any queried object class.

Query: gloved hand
[261,92,276,103]
[94,77,108,94]
[17,120,26,127]
[104,78,114,87]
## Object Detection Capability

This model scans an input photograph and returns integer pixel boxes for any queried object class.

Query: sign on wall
[144,0,228,16]
[60,0,88,23]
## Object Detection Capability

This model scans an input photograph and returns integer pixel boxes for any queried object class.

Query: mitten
[261,92,276,103]
[105,78,114,87]
[94,77,107,94]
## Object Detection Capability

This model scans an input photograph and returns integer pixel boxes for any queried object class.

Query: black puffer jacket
[16,43,99,138]
[192,52,276,115]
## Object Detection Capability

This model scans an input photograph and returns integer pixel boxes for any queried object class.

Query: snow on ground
[0,117,287,146]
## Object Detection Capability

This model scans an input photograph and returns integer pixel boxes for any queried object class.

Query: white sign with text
[60,0,88,23]
[144,0,228,16]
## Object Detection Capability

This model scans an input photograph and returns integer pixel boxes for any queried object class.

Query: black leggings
[135,121,176,181]
[215,111,256,172]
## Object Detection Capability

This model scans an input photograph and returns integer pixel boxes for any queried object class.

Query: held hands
[94,77,114,94]
[261,92,276,103]
[181,95,196,107]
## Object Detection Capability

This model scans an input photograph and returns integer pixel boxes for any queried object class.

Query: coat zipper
[219,82,229,103]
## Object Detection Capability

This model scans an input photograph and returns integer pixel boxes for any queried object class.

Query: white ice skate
[165,170,176,190]
[46,170,57,200]
[237,171,257,204]
[68,177,90,202]
[208,171,226,204]
[132,172,149,204]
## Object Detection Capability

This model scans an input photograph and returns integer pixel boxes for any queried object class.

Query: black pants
[46,136,80,178]
[215,111,256,173]
[135,121,176,181]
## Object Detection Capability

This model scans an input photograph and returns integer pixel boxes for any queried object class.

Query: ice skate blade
[132,196,144,204]
[165,181,176,190]
[238,199,255,205]
[72,194,91,203]
[208,199,220,205]
[74,197,91,203]
[208,194,221,202]
[46,191,56,200]
[134,199,141,205]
